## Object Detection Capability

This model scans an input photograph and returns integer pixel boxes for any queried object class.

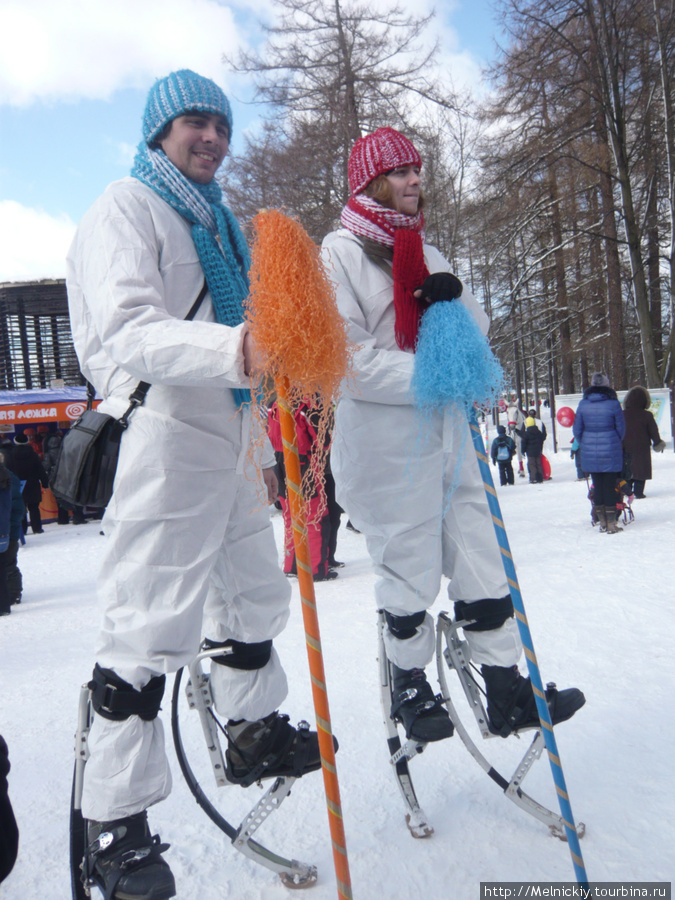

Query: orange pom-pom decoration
[245,209,352,514]
[246,208,351,403]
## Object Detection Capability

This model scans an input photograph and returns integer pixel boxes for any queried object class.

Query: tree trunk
[586,0,661,385]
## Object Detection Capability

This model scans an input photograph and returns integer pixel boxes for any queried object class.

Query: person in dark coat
[0,735,19,884]
[573,373,626,534]
[41,430,87,525]
[521,417,546,483]
[622,386,666,498]
[527,408,547,441]
[10,433,49,534]
[0,442,14,470]
[0,462,11,617]
[490,424,516,485]
[41,430,69,524]
[23,426,43,460]
[0,451,25,610]
[324,452,344,569]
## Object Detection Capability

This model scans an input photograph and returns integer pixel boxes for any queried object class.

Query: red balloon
[557,406,575,427]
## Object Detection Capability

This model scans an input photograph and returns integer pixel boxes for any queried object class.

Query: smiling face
[384,164,421,215]
[160,112,230,184]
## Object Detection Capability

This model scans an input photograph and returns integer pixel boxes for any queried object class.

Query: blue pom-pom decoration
[411,301,504,413]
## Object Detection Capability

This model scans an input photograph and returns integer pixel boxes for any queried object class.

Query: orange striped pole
[276,378,353,900]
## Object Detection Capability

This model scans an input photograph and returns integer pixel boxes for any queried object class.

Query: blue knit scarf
[131,144,251,406]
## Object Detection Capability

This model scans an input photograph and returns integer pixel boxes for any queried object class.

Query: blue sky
[0,0,501,282]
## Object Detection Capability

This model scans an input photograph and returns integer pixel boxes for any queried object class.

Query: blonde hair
[363,174,425,211]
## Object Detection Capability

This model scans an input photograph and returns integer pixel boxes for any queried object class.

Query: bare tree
[222,0,466,240]
[466,0,675,390]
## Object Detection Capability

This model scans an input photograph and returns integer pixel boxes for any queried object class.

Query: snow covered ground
[2,440,674,899]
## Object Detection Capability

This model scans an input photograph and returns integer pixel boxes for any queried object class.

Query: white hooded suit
[321,229,521,672]
[67,177,290,819]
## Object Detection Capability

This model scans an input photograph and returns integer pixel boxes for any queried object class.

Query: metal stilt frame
[378,610,585,842]
[69,645,319,899]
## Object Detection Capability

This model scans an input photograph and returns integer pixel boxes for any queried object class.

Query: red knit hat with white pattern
[348,127,422,196]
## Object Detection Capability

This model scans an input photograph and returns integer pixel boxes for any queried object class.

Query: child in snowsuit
[521,416,546,483]
[570,438,585,480]
[490,425,516,485]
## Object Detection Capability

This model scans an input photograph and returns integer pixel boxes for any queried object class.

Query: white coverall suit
[67,178,290,820]
[321,229,522,672]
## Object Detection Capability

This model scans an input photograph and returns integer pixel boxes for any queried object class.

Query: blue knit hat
[142,69,233,145]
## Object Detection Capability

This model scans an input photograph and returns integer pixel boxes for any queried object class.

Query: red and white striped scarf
[340,195,429,351]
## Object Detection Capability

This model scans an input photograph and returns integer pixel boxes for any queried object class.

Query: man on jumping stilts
[67,70,327,900]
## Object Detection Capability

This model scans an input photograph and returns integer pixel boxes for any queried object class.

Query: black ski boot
[83,811,175,900]
[390,666,454,743]
[482,664,586,737]
[225,711,336,787]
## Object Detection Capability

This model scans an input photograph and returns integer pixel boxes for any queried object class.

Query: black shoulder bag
[50,281,209,509]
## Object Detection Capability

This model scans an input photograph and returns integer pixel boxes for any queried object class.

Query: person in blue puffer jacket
[573,373,626,534]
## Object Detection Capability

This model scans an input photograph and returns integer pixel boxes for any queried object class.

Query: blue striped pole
[468,411,588,886]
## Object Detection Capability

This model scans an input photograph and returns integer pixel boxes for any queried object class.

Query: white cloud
[110,141,138,169]
[0,0,488,110]
[0,0,269,106]
[436,47,488,99]
[0,201,76,281]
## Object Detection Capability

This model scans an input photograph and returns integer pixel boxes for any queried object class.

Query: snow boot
[84,811,176,900]
[226,711,335,787]
[603,506,623,534]
[632,479,646,498]
[314,568,339,582]
[390,665,454,743]
[482,665,586,737]
[595,505,607,532]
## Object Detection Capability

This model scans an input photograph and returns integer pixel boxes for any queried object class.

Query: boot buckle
[119,846,152,868]
[96,831,115,852]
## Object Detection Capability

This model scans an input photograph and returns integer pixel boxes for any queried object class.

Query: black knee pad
[204,638,273,670]
[89,664,165,721]
[453,595,514,632]
[384,610,426,640]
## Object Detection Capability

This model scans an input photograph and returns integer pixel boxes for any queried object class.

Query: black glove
[417,272,463,304]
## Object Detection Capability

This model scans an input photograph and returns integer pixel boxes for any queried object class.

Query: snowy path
[2,449,674,899]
